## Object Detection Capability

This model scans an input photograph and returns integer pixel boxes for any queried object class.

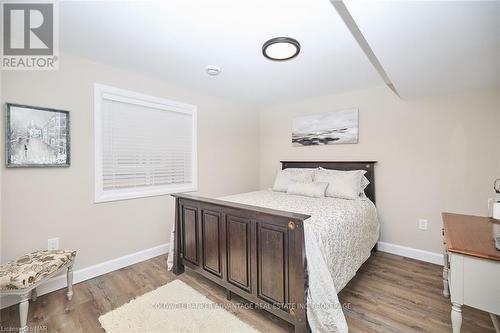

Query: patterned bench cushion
[0,250,76,291]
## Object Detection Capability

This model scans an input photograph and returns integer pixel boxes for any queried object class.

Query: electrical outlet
[48,238,59,250]
[418,219,428,230]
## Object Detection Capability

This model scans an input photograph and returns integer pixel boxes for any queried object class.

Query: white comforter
[167,190,379,333]
[222,190,379,333]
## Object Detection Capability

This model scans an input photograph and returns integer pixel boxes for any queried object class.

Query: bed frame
[172,161,376,332]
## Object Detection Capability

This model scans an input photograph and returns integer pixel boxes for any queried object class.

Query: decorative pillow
[314,168,367,200]
[287,181,328,198]
[281,168,316,173]
[272,168,315,192]
[360,175,370,196]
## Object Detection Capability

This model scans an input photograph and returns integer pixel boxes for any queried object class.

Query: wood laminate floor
[0,252,495,333]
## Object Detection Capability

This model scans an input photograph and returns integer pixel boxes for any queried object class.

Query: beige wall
[0,69,2,263]
[258,85,500,253]
[2,53,499,266]
[1,53,260,268]
[496,109,500,172]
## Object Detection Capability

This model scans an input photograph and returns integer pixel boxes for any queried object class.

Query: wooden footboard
[172,193,311,333]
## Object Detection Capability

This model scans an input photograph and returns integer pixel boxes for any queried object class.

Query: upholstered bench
[0,250,76,332]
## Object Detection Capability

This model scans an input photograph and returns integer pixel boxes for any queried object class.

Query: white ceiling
[60,0,382,106]
[344,0,500,99]
[60,0,500,106]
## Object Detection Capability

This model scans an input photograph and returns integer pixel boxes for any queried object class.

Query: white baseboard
[1,241,441,309]
[0,243,169,309]
[377,241,443,266]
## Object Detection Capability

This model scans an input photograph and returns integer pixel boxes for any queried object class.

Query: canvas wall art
[6,103,70,167]
[292,108,358,146]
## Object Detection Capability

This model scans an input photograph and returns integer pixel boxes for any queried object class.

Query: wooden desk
[442,213,500,333]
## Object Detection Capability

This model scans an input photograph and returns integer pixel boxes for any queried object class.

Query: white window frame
[94,83,197,203]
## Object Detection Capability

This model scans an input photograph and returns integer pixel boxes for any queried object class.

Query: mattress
[221,190,380,333]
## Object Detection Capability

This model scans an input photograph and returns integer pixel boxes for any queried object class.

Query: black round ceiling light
[262,37,300,61]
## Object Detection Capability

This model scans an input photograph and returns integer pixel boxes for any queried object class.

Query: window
[94,84,197,202]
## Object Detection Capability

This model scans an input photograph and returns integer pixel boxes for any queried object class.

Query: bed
[169,161,379,333]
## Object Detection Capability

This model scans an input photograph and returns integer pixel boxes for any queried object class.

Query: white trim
[96,183,197,203]
[0,243,169,309]
[0,241,442,309]
[93,83,198,203]
[377,241,443,266]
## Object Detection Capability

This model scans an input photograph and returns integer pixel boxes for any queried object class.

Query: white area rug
[99,279,260,333]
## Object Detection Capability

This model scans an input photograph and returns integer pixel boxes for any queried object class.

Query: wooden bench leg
[19,292,30,333]
[66,265,74,301]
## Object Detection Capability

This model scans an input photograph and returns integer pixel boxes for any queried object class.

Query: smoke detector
[206,65,221,76]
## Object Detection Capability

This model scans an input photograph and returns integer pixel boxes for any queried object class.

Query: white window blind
[94,84,197,202]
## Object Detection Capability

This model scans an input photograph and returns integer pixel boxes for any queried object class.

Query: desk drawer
[463,256,500,315]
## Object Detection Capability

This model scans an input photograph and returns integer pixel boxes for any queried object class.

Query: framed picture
[5,103,70,167]
[292,108,358,146]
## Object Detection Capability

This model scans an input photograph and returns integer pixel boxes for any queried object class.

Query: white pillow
[314,168,367,200]
[287,181,328,198]
[272,168,315,192]
[360,175,370,196]
[317,167,369,194]
[281,168,317,173]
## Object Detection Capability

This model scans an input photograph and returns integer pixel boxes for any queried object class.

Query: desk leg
[442,246,450,298]
[451,303,462,333]
[490,313,500,333]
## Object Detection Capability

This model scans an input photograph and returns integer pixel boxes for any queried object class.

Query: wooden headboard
[281,161,377,204]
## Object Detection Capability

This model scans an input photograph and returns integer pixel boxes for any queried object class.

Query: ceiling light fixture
[262,37,300,61]
[205,65,221,76]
